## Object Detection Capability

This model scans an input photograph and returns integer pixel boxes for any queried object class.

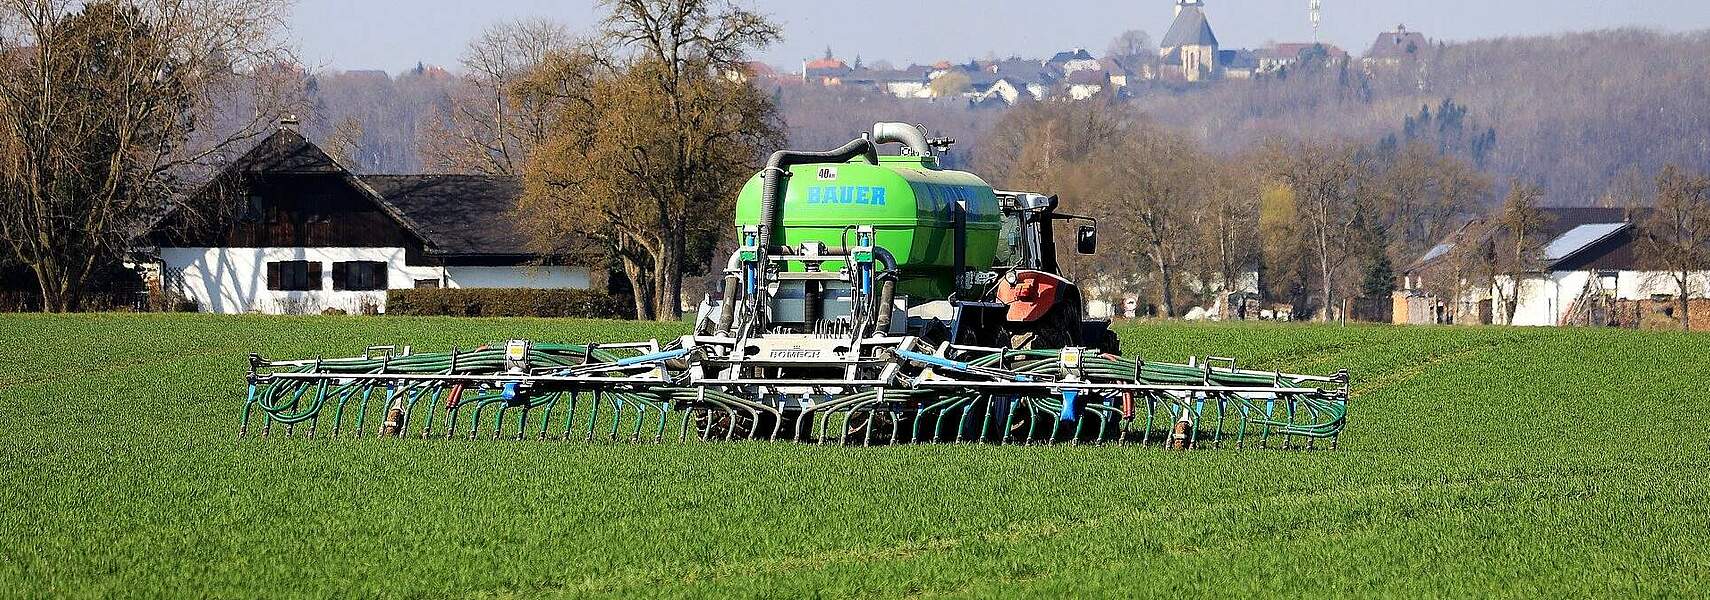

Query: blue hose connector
[1059,389,1080,423]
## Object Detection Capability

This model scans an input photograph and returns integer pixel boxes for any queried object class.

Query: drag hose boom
[239,123,1352,449]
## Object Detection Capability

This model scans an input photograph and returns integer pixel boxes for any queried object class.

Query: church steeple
[1162,0,1220,82]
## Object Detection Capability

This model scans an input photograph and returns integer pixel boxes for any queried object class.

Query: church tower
[1161,0,1220,82]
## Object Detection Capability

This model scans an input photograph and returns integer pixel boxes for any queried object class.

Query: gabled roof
[804,58,848,71]
[1220,49,1258,69]
[1412,242,1456,269]
[1406,207,1653,273]
[231,128,346,174]
[1048,49,1094,64]
[992,59,1057,84]
[1162,4,1218,48]
[364,175,531,256]
[163,127,552,259]
[1542,223,1629,263]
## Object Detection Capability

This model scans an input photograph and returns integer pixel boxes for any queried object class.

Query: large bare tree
[417,18,575,175]
[1263,141,1365,321]
[1085,124,1206,317]
[1638,164,1710,331]
[0,0,295,311]
[516,0,783,320]
[1481,181,1552,325]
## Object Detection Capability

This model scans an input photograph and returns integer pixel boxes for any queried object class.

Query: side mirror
[1077,224,1098,255]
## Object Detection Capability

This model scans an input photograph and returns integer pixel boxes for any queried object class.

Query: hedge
[386,288,633,319]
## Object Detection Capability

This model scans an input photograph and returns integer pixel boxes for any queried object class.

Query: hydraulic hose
[716,274,740,335]
[758,138,879,263]
[874,279,897,334]
[748,138,878,337]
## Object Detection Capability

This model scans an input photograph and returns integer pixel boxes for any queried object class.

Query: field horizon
[3,314,1706,598]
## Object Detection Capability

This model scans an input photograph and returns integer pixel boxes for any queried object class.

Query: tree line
[2,1,1707,321]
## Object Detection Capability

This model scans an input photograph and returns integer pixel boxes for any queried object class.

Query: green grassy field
[2,314,1707,598]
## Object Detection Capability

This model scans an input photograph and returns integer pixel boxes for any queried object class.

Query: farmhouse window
[266,260,322,291]
[239,195,263,222]
[413,279,440,289]
[332,261,389,291]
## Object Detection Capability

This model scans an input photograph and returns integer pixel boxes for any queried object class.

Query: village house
[1218,49,1259,79]
[802,56,851,85]
[1365,24,1429,66]
[1064,70,1109,100]
[1048,48,1101,76]
[141,121,596,314]
[1252,42,1349,74]
[1397,207,1709,328]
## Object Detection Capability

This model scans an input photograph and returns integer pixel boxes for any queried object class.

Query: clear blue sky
[291,0,1710,73]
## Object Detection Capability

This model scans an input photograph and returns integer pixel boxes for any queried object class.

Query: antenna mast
[1309,0,1322,42]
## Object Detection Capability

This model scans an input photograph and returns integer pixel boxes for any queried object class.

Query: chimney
[278,115,300,132]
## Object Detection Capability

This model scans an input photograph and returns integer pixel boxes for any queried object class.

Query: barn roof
[158,127,558,259]
[230,127,347,174]
[1406,207,1652,273]
[364,175,531,257]
[1542,223,1629,263]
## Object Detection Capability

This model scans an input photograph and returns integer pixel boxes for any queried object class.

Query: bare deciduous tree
[1638,164,1710,331]
[1480,181,1552,325]
[324,116,367,171]
[1106,29,1153,59]
[0,0,296,311]
[517,0,783,320]
[418,18,576,175]
[1086,123,1205,317]
[1263,141,1365,321]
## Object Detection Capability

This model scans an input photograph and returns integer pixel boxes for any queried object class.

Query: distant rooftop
[1162,1,1219,48]
[1542,222,1629,263]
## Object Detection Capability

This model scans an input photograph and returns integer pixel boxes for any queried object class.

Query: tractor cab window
[994,212,1024,268]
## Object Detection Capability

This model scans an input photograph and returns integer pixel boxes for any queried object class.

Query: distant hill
[313,29,1710,207]
[1132,28,1710,204]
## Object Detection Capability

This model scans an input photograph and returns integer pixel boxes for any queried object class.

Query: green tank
[733,155,1001,300]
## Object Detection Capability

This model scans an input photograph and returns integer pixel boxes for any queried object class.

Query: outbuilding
[1398,207,1709,327]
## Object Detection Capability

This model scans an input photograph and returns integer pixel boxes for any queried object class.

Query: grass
[2,313,1707,598]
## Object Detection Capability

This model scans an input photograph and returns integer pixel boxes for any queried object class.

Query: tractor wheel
[845,410,916,444]
[693,409,755,441]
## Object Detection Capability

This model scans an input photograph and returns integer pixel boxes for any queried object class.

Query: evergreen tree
[1361,249,1396,298]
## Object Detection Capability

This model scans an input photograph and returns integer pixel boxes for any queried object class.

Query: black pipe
[874,278,897,334]
[802,280,822,330]
[716,274,740,335]
[758,138,879,269]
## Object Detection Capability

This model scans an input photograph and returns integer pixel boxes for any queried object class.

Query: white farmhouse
[1399,207,1708,327]
[141,124,596,314]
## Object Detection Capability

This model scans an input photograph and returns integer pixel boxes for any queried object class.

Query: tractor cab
[993,192,1098,273]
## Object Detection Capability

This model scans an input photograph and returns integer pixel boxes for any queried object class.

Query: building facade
[144,125,594,314]
[1398,208,1709,328]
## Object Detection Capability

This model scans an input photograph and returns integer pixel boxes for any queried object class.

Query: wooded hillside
[296,28,1710,208]
[1134,28,1710,205]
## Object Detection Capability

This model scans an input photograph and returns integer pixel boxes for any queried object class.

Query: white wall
[445,266,590,289]
[1506,272,1587,326]
[1500,270,1710,326]
[158,247,591,314]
